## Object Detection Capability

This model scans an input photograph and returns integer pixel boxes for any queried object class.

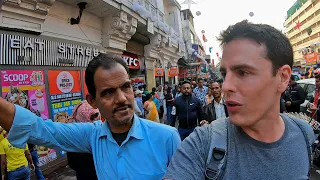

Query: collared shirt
[193,86,208,106]
[8,105,181,180]
[214,98,226,119]
[135,97,144,115]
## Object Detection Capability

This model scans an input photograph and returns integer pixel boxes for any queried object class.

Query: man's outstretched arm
[0,98,94,153]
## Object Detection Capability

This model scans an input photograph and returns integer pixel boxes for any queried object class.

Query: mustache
[112,104,133,113]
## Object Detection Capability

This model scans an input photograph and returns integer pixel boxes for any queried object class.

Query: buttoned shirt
[193,86,208,106]
[213,98,226,119]
[8,105,181,180]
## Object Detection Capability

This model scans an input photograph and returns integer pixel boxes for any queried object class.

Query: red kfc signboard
[122,52,140,69]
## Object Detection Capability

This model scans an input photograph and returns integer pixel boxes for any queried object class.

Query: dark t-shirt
[112,131,129,146]
[164,115,315,180]
[165,93,173,107]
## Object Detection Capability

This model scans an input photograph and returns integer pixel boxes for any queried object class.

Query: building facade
[284,0,320,73]
[0,0,184,172]
[179,9,207,81]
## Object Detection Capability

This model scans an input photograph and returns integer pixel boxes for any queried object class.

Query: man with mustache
[164,20,314,180]
[0,53,181,179]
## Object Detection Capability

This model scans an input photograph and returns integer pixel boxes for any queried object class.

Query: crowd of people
[0,20,317,180]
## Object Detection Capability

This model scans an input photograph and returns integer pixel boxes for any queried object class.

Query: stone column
[145,58,156,91]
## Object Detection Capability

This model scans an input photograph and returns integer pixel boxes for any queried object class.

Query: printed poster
[48,70,82,123]
[83,71,88,96]
[1,70,56,166]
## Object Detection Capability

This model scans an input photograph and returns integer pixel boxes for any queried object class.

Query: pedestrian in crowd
[0,133,35,180]
[0,53,181,179]
[133,97,142,117]
[152,87,160,100]
[280,97,286,113]
[156,85,165,121]
[202,81,228,125]
[175,85,182,98]
[193,78,208,106]
[142,84,149,96]
[151,92,161,116]
[307,74,320,122]
[204,86,214,106]
[143,93,160,122]
[164,20,314,180]
[173,81,205,140]
[66,96,101,180]
[134,90,144,118]
[283,75,306,112]
[165,87,174,125]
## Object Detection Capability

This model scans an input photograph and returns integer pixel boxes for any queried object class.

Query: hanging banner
[1,70,56,166]
[48,70,82,123]
[131,77,145,88]
[305,52,318,65]
[169,66,179,77]
[154,68,164,77]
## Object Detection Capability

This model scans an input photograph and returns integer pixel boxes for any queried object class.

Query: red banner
[169,66,179,77]
[154,68,164,77]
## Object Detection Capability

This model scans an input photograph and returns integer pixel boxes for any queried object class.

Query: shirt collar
[214,98,223,104]
[99,114,144,140]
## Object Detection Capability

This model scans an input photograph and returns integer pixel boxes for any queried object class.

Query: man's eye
[238,70,249,77]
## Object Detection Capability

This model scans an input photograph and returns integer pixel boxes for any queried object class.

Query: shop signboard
[1,70,56,166]
[305,52,318,65]
[130,77,145,88]
[122,52,140,69]
[169,66,179,77]
[83,71,89,96]
[154,68,164,77]
[48,70,82,123]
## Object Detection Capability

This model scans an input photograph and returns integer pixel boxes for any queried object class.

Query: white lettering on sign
[122,56,139,67]
[10,38,45,50]
[56,71,74,93]
[3,74,29,82]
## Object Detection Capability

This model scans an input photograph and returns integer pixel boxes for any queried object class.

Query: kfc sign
[122,53,140,69]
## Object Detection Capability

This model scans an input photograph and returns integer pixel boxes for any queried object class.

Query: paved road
[311,164,320,179]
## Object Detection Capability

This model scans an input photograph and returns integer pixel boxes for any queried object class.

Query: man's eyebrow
[220,64,257,72]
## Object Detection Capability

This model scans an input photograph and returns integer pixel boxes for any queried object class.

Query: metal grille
[0,33,103,67]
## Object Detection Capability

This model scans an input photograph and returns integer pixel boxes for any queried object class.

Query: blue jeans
[178,127,195,141]
[167,106,173,124]
[7,166,30,180]
[31,150,46,180]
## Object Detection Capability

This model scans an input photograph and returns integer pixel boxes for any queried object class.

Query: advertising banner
[1,70,56,166]
[48,70,82,123]
[83,71,88,96]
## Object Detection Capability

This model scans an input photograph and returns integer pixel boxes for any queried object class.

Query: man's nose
[222,74,236,93]
[114,89,127,104]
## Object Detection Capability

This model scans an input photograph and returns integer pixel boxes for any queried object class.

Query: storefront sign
[122,53,140,69]
[155,68,164,77]
[131,77,145,88]
[0,33,104,67]
[48,70,82,122]
[1,70,55,166]
[305,52,318,65]
[169,66,179,77]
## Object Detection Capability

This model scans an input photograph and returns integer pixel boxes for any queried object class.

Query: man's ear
[277,65,291,93]
[86,94,97,109]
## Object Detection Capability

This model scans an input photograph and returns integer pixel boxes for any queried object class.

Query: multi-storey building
[179,9,207,80]
[0,0,185,173]
[284,0,320,73]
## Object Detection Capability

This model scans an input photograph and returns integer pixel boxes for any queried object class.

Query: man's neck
[241,113,285,143]
[214,96,222,103]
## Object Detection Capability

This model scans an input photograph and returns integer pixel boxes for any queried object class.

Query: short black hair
[211,81,222,88]
[181,80,191,86]
[290,75,295,81]
[217,20,293,75]
[85,53,128,99]
[152,87,156,92]
[316,74,320,79]
[198,78,203,82]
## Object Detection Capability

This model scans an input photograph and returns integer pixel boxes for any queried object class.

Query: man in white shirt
[201,81,228,125]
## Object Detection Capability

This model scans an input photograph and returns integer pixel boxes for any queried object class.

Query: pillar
[145,58,156,91]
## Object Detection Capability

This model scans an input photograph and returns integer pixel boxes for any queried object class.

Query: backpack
[204,115,313,180]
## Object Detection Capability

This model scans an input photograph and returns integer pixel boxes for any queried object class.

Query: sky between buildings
[178,0,297,64]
